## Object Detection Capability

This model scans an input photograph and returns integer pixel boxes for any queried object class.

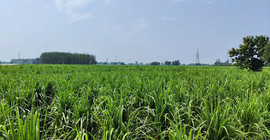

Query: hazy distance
[0,0,269,64]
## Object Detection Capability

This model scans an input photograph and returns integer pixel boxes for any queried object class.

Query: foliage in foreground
[263,42,270,65]
[1,65,270,139]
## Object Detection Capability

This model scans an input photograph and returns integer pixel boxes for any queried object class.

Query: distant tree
[120,62,126,65]
[213,59,232,66]
[88,55,97,64]
[165,61,171,65]
[40,52,97,64]
[228,35,269,71]
[263,42,270,65]
[151,62,160,65]
[172,60,180,66]
[214,59,221,65]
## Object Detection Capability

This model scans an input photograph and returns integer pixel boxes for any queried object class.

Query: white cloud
[137,18,150,29]
[69,12,92,22]
[55,0,94,22]
[65,0,93,10]
[161,16,176,21]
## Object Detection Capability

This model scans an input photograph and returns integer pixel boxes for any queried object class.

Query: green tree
[164,61,171,65]
[228,35,269,71]
[263,42,270,65]
[40,52,97,64]
[213,59,232,66]
[151,62,160,65]
[172,60,180,66]
[214,59,221,65]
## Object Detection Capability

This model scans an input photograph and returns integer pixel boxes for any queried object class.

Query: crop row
[0,65,270,139]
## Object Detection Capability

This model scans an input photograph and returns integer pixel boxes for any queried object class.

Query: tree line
[150,60,181,65]
[40,52,97,64]
[213,59,232,66]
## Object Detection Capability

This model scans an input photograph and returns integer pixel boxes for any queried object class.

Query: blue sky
[0,0,269,64]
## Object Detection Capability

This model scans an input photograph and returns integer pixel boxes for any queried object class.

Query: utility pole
[196,48,201,66]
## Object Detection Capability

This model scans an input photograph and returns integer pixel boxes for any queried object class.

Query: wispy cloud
[55,0,93,22]
[161,16,176,21]
[137,17,150,29]
[69,12,92,22]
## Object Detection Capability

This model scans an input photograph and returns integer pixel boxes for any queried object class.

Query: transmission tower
[195,48,201,66]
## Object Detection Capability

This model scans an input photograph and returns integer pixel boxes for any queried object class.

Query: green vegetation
[164,60,181,66]
[213,59,232,66]
[263,42,270,65]
[1,65,270,139]
[229,35,270,71]
[40,52,97,64]
[150,61,160,65]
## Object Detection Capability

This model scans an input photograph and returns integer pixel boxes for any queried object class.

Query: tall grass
[0,65,270,139]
